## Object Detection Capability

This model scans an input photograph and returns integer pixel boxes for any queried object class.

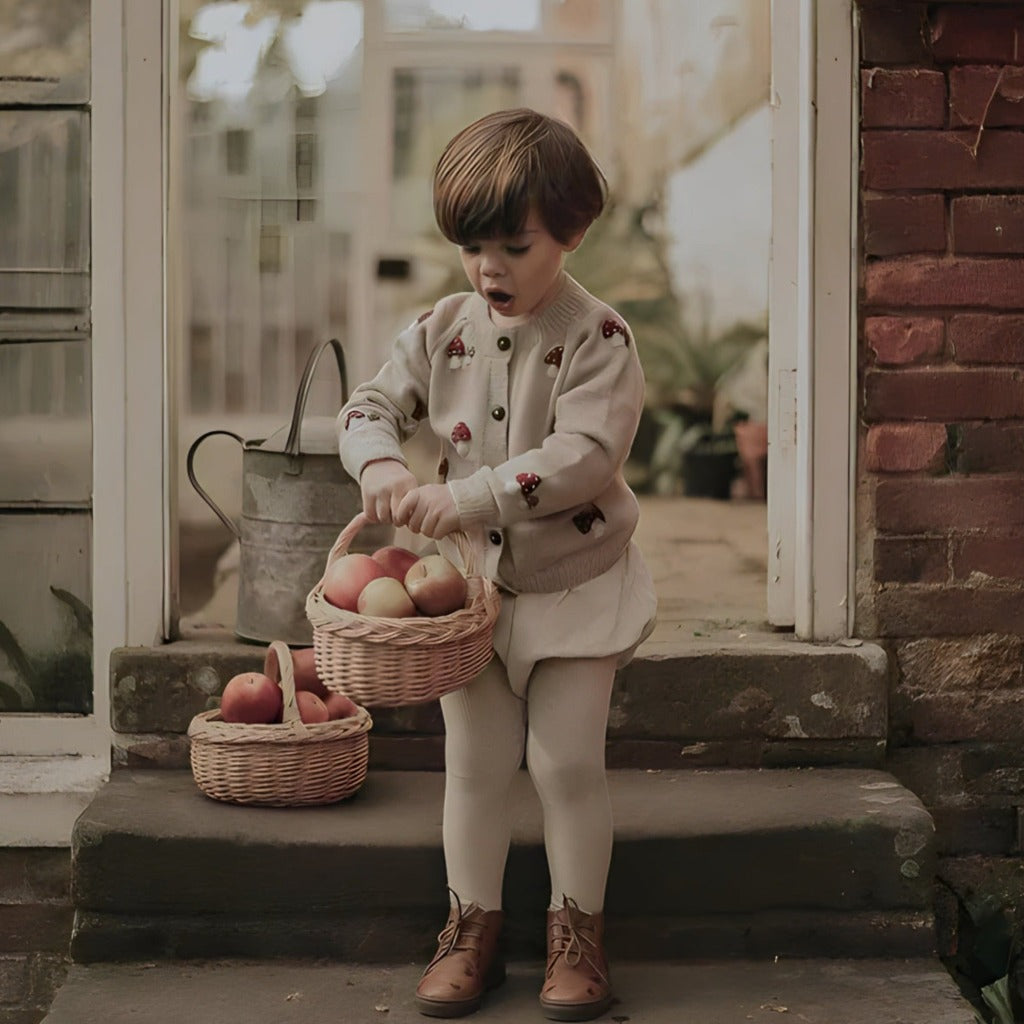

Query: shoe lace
[426,889,488,972]
[547,895,608,984]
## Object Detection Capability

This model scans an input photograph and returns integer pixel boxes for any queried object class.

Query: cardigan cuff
[448,475,499,527]
[340,434,407,481]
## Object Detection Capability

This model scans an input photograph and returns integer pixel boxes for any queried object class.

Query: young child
[337,107,657,1021]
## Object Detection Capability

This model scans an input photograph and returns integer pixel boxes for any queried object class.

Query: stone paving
[180,495,770,643]
[632,494,768,642]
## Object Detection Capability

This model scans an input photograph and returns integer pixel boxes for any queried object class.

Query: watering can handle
[284,338,349,458]
[186,429,244,539]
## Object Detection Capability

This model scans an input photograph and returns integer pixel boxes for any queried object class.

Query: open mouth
[485,289,514,312]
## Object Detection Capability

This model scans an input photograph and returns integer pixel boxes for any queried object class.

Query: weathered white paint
[0,755,109,846]
[768,0,856,638]
[124,0,169,646]
[812,0,858,638]
[767,0,811,628]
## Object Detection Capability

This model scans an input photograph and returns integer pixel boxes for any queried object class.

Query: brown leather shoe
[540,897,613,1021]
[414,893,505,1018]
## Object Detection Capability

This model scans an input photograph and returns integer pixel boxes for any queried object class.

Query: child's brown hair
[433,108,607,247]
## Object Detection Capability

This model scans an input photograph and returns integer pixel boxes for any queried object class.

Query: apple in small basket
[324,691,360,720]
[357,576,418,618]
[289,646,329,699]
[372,544,420,582]
[220,671,282,724]
[322,552,387,612]
[296,690,330,724]
[404,554,468,617]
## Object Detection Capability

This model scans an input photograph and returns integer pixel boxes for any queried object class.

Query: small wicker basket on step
[305,512,500,707]
[188,640,372,806]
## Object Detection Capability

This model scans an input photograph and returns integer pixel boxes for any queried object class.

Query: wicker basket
[305,512,500,707]
[188,640,372,806]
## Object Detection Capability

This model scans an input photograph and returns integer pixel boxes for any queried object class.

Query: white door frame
[768,0,857,639]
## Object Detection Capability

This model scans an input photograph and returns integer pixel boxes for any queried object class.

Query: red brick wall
[859,2,1024,641]
[858,2,1024,858]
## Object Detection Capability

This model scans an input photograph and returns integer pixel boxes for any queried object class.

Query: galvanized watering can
[186,338,392,645]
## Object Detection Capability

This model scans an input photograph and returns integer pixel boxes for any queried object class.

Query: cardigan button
[496,335,511,351]
[489,530,502,545]
[491,406,506,421]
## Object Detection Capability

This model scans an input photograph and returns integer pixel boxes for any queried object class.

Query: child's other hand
[360,459,418,524]
[395,484,460,539]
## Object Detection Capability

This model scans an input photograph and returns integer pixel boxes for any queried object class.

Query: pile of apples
[323,544,468,619]
[219,647,359,725]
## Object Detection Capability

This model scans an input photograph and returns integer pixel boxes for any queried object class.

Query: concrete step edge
[69,906,939,964]
[70,768,937,921]
[43,957,976,1024]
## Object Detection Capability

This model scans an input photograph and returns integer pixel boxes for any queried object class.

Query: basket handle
[263,640,301,724]
[323,512,483,578]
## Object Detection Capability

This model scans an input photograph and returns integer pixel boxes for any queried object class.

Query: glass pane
[384,0,541,33]
[382,0,611,40]
[0,110,90,308]
[0,339,92,503]
[546,0,613,43]
[0,513,92,714]
[178,1,364,628]
[390,66,520,237]
[0,0,91,104]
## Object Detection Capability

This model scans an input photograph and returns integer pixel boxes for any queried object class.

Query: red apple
[289,646,328,699]
[322,552,387,612]
[220,671,282,724]
[296,690,330,724]
[357,576,418,618]
[404,554,468,617]
[324,691,360,720]
[372,544,421,581]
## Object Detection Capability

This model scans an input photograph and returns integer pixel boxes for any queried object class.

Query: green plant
[569,200,766,414]
[0,586,93,714]
[942,887,1024,1024]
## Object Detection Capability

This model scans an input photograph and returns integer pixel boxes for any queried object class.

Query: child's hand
[395,484,460,539]
[360,459,418,524]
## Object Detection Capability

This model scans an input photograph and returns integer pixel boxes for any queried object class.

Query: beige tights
[438,653,618,914]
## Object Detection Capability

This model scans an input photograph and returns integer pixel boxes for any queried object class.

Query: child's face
[457,210,581,321]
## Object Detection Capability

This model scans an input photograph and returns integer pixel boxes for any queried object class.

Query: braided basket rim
[187,703,372,744]
[306,574,499,641]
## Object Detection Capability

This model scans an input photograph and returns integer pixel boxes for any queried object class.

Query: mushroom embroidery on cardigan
[543,346,563,378]
[451,421,472,458]
[505,471,542,509]
[572,504,606,537]
[601,319,627,344]
[446,335,474,369]
[438,457,449,482]
[344,409,366,431]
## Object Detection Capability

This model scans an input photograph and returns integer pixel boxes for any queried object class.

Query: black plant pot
[681,436,738,500]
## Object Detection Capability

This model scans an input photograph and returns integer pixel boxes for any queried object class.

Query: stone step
[70,766,938,963]
[110,633,890,771]
[42,959,975,1024]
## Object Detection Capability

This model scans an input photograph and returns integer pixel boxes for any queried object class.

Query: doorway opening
[172,0,773,641]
